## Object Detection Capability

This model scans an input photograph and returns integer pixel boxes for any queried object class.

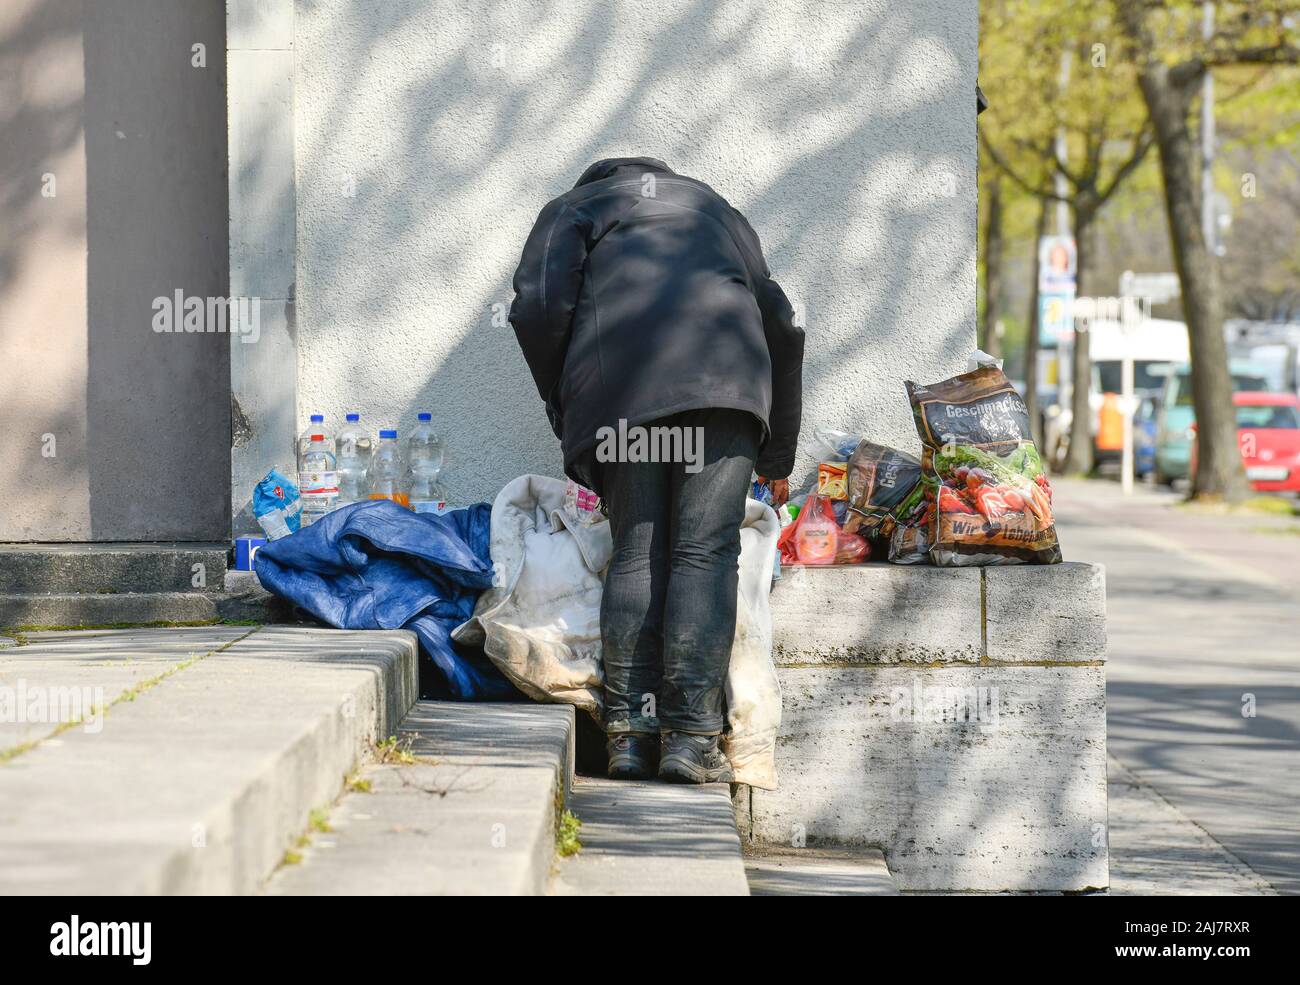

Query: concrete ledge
[755,561,1109,892]
[0,573,304,630]
[217,569,301,623]
[985,562,1107,662]
[753,665,1108,891]
[771,565,982,665]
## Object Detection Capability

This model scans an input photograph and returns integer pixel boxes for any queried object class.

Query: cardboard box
[235,536,267,570]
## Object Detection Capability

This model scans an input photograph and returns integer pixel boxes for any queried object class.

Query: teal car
[1155,364,1273,485]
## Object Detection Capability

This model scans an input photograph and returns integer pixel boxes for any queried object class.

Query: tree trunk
[1062,211,1096,475]
[1137,62,1248,501]
[1024,197,1049,450]
[981,175,1004,359]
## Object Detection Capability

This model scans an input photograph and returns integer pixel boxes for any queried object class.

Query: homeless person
[508,156,804,783]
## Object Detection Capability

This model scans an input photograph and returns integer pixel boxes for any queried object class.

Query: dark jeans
[595,408,760,736]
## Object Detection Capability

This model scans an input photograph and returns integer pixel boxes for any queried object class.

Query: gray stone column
[227,0,297,535]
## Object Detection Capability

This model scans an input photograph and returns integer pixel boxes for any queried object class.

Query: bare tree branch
[979,131,1063,202]
[1096,126,1156,204]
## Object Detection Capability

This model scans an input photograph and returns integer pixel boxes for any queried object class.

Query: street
[1051,478,1300,894]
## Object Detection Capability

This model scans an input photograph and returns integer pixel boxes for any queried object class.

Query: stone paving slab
[1107,758,1276,896]
[399,701,576,799]
[266,760,561,895]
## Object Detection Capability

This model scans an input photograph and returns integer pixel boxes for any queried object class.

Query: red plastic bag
[778,494,870,565]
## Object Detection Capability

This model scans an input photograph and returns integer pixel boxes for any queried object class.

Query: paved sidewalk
[1051,478,1299,894]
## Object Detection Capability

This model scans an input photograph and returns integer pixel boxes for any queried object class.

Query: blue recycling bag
[253,499,518,700]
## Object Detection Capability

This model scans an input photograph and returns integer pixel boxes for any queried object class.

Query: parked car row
[1189,392,1300,495]
[1152,363,1280,487]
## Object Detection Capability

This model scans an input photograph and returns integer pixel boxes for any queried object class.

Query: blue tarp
[253,499,519,700]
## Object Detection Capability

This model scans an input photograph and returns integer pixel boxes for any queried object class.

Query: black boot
[658,731,734,784]
[606,734,659,780]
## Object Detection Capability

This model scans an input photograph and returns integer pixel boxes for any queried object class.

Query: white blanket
[453,474,782,788]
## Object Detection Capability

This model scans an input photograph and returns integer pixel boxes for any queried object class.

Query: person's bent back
[509,156,803,489]
[509,157,804,784]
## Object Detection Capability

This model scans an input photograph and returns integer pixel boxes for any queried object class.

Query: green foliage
[555,809,583,858]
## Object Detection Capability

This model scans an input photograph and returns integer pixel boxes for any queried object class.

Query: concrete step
[0,543,229,593]
[744,847,899,896]
[0,591,222,629]
[549,777,750,896]
[0,625,417,894]
[265,702,576,895]
[0,573,301,630]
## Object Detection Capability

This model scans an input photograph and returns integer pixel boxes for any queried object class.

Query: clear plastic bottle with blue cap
[406,412,447,514]
[368,429,408,507]
[298,433,338,526]
[336,413,373,505]
[297,413,335,460]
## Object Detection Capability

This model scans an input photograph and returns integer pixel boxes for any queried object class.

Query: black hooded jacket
[509,157,804,491]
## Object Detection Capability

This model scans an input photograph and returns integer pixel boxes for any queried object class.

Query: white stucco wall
[292,0,977,504]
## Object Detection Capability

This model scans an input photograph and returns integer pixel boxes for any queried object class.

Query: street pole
[1120,300,1138,496]
[1055,51,1072,238]
[1201,2,1216,251]
[1055,49,1074,454]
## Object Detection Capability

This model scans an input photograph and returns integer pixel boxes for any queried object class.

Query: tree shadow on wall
[290,0,978,507]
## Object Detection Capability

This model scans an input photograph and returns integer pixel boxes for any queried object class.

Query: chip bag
[904,365,1062,566]
[842,440,923,541]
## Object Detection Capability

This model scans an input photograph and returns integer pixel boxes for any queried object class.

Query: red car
[1194,392,1300,494]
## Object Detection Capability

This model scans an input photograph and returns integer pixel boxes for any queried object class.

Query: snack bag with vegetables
[904,365,1062,566]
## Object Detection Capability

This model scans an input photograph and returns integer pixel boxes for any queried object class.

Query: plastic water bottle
[407,412,447,514]
[407,469,448,515]
[298,414,335,460]
[335,413,372,505]
[407,412,444,476]
[368,429,408,507]
[298,433,338,526]
[336,413,373,460]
